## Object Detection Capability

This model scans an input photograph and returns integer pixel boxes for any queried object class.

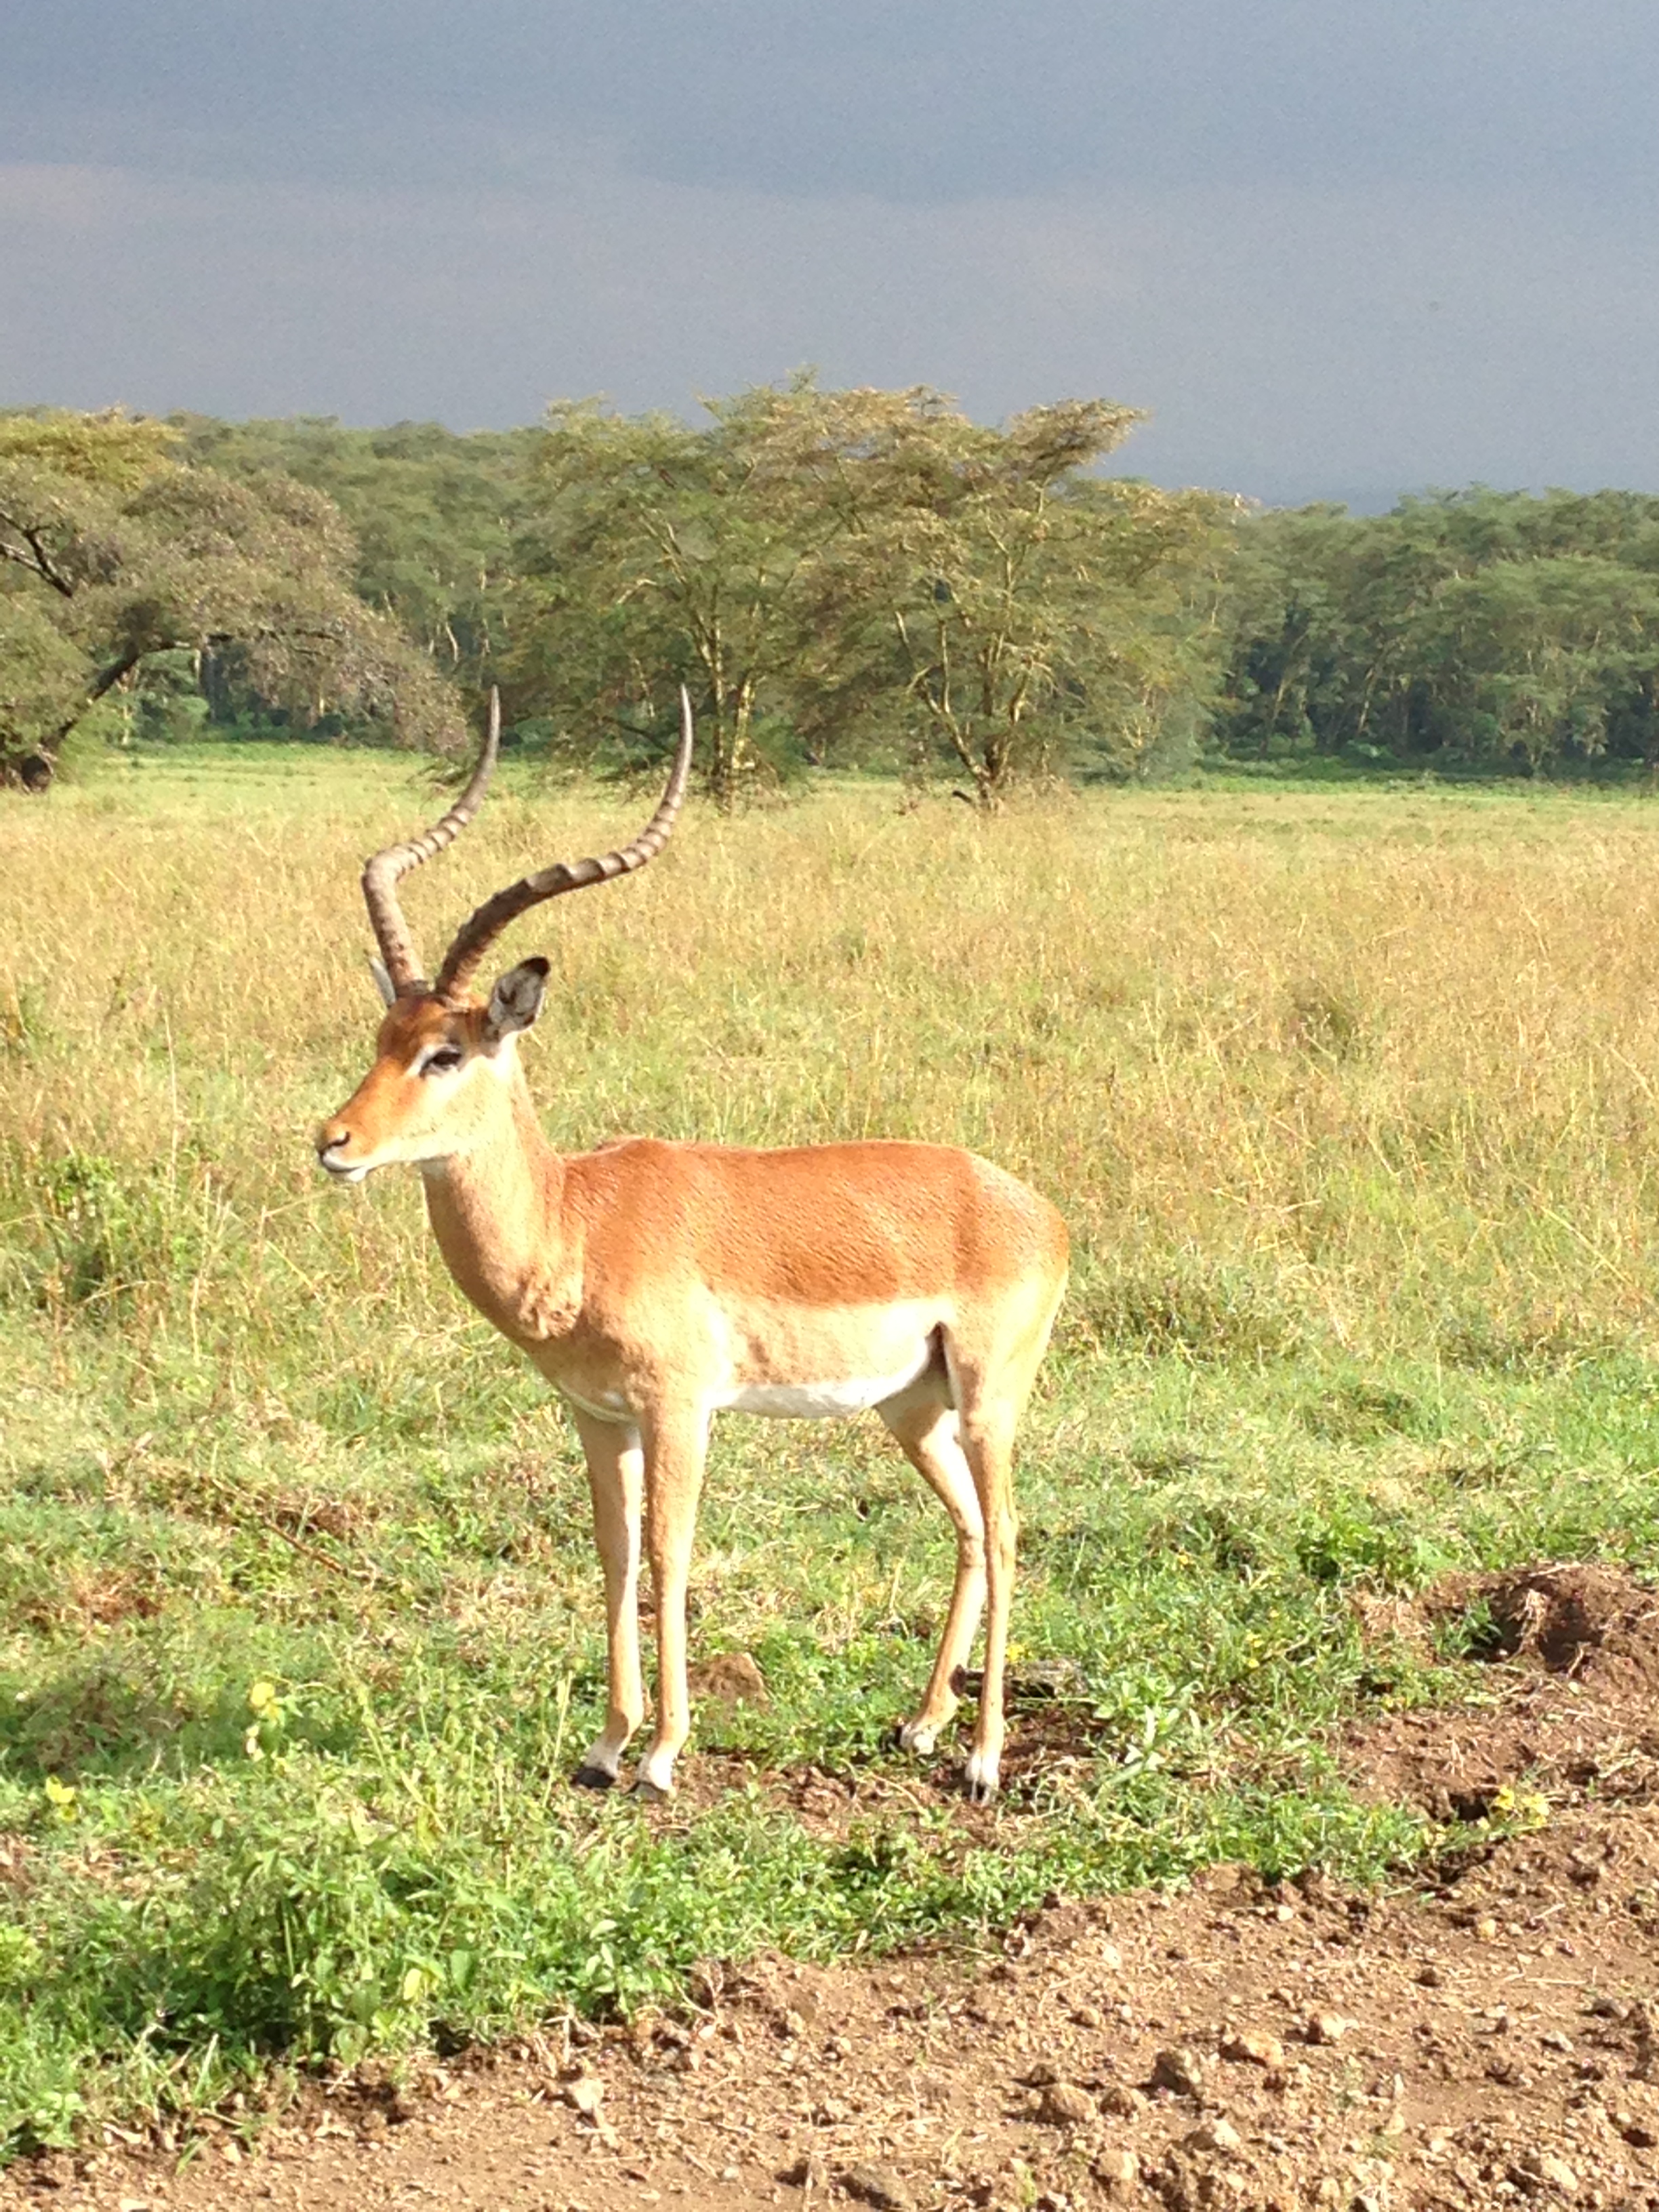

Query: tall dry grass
[4,747,1659,1376]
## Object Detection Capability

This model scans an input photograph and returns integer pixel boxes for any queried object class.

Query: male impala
[316,695,1067,1803]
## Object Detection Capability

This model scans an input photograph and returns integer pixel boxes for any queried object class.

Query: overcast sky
[3,1,1656,504]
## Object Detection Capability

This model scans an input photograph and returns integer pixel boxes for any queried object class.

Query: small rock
[777,2152,829,2190]
[1195,1862,1252,1896]
[1185,2118,1244,2156]
[1221,2030,1285,2070]
[1512,2150,1578,2195]
[562,2074,606,2116]
[778,2007,808,2039]
[1038,2082,1097,2127]
[1025,2062,1059,2088]
[1093,2146,1139,2190]
[1151,2045,1212,2099]
[840,2163,913,2211]
[1414,1963,1443,1988]
[1474,1915,1500,1942]
[1098,2082,1146,2118]
[1620,2116,1659,2149]
[1071,2003,1105,2028]
[30,2154,75,2190]
[1097,1940,1124,1971]
[1303,2011,1351,2046]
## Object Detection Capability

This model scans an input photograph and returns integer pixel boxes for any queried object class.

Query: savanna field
[6,745,1659,2152]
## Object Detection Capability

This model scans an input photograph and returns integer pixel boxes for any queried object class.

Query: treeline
[1221,490,1659,776]
[5,392,1659,794]
[177,386,1233,806]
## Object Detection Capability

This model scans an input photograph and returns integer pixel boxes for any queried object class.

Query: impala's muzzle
[315,1120,367,1182]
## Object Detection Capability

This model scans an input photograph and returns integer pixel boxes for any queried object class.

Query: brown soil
[13,1564,1659,2212]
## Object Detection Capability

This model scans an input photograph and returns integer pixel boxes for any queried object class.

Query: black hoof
[572,1764,616,1792]
[630,1776,672,1805]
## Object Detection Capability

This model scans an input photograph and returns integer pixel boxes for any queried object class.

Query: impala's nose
[315,1120,354,1175]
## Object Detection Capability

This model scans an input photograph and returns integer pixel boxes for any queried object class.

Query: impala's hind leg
[955,1396,1019,1805]
[946,1278,1065,1804]
[880,1376,985,1759]
[571,1409,646,1789]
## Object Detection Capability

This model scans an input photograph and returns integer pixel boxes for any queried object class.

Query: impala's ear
[483,957,550,1044]
[368,955,397,1008]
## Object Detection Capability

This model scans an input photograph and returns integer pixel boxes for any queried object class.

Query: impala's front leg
[634,1405,709,1801]
[571,1409,647,1789]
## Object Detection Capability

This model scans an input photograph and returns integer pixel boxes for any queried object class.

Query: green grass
[3,742,1659,2151]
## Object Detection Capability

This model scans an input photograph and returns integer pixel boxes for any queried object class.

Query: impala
[316,695,1068,1803]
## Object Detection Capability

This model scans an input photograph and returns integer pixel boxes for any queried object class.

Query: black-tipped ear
[484,957,550,1044]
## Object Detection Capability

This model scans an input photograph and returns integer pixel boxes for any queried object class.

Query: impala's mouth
[316,1134,371,1183]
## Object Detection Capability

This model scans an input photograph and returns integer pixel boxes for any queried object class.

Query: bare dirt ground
[12,1564,1659,2212]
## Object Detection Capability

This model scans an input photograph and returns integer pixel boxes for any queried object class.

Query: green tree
[170,415,538,687]
[514,386,887,806]
[836,411,1229,800]
[0,411,464,786]
[1416,556,1659,773]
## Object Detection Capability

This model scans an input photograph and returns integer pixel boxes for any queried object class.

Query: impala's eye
[421,1046,464,1077]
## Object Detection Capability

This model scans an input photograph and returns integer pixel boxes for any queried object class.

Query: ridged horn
[432,687,695,1006]
[361,690,501,995]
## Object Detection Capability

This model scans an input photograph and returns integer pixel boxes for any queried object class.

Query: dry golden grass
[9,743,1659,2136]
[5,745,1659,1368]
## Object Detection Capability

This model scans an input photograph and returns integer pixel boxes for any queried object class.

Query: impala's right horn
[432,687,695,1007]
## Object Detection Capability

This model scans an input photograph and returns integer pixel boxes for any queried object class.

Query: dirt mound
[1345,1564,1659,1828]
[1452,1563,1659,1688]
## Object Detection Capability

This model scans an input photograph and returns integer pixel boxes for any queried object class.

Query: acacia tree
[0,410,464,786]
[513,386,889,807]
[1416,556,1659,773]
[794,396,1234,804]
[171,413,539,686]
[512,380,1231,807]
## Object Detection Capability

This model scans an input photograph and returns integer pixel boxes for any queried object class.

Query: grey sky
[3,1,1656,502]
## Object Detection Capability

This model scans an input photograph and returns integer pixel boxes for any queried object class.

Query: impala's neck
[419,1061,573,1343]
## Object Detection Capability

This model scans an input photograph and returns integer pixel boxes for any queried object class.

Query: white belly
[556,1381,634,1424]
[720,1349,933,1420]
